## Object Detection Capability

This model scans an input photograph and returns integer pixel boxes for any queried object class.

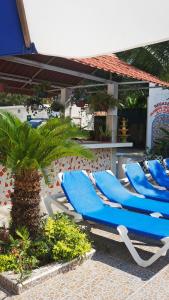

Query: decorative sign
[150,101,169,116]
[147,84,169,148]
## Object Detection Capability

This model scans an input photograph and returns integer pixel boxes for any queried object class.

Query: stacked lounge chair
[44,170,169,267]
[123,162,169,202]
[91,169,169,218]
[164,158,169,170]
[145,159,169,189]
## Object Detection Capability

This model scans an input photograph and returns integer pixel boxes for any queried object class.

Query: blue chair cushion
[125,163,169,202]
[61,171,169,240]
[93,171,169,218]
[147,160,169,189]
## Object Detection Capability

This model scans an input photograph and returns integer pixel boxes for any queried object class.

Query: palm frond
[0,112,94,174]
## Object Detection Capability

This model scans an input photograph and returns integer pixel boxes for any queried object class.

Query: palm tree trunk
[10,170,41,238]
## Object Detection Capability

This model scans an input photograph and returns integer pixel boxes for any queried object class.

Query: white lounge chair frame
[43,171,169,268]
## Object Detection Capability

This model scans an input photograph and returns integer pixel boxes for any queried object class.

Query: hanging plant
[33,82,50,98]
[50,100,64,112]
[88,91,118,113]
[25,82,50,115]
[70,89,88,108]
[46,99,64,118]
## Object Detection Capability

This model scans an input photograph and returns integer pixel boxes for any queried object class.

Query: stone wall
[0,148,112,205]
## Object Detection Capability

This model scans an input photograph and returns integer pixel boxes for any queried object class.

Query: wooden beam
[118,81,148,85]
[49,83,107,92]
[2,57,113,84]
[21,57,56,89]
[0,75,53,88]
[16,0,31,48]
[0,72,62,89]
[0,74,61,90]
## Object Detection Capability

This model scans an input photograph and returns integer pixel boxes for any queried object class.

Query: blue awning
[0,0,36,57]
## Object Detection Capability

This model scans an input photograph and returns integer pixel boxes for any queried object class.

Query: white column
[60,88,72,117]
[106,83,118,142]
[146,83,151,148]
[106,83,118,174]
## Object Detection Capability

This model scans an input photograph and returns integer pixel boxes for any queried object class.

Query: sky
[23,0,169,58]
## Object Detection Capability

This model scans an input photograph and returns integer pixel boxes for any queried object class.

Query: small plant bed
[0,213,94,294]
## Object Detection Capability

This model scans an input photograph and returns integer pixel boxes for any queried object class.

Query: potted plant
[98,127,111,142]
[87,91,118,141]
[48,99,65,117]
[70,89,88,108]
[0,112,93,239]
[88,91,118,114]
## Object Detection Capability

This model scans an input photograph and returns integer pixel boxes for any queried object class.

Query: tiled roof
[74,54,169,87]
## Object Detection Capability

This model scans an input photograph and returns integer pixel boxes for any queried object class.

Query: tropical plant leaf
[0,112,94,176]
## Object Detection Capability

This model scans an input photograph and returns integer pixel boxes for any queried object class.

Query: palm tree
[0,112,93,238]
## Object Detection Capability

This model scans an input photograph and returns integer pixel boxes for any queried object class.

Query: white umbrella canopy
[23,0,169,57]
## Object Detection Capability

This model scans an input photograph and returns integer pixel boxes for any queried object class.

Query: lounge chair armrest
[120,177,131,188]
[43,195,83,222]
[104,200,122,208]
[151,184,167,190]
[120,177,129,184]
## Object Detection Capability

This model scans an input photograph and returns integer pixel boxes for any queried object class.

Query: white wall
[0,105,49,121]
[0,104,94,130]
[147,84,169,148]
[65,104,93,130]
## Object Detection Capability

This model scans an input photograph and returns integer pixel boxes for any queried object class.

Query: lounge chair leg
[117,225,169,267]
[43,195,54,216]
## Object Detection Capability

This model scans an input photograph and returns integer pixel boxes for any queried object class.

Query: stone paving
[0,219,169,300]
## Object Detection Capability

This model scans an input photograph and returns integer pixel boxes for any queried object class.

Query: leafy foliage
[97,127,111,142]
[119,90,147,109]
[117,41,169,81]
[0,92,27,106]
[0,254,16,272]
[0,111,94,238]
[0,214,92,280]
[44,214,92,262]
[116,41,169,111]
[88,91,118,112]
[50,100,64,112]
[0,111,93,180]
[0,227,38,282]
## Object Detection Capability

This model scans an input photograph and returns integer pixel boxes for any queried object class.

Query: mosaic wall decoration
[151,113,169,147]
[0,148,112,205]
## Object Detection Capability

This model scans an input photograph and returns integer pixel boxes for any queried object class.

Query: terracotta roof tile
[74,54,169,87]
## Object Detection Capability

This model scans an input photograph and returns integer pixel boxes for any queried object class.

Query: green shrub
[0,214,92,279]
[0,228,38,278]
[0,254,16,272]
[30,240,50,261]
[44,214,92,262]
[7,228,39,282]
[52,237,91,262]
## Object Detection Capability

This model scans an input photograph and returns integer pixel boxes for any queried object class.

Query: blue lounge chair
[164,158,169,170]
[145,160,169,189]
[44,170,169,267]
[91,170,169,218]
[124,163,169,202]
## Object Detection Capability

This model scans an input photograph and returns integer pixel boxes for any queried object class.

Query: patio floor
[0,217,169,300]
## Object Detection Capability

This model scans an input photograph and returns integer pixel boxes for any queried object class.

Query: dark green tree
[117,41,169,81]
[0,93,27,106]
